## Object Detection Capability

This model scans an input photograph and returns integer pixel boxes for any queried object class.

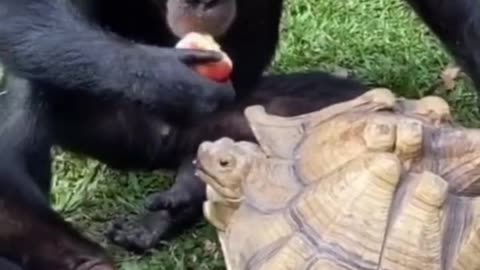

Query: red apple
[175,32,233,82]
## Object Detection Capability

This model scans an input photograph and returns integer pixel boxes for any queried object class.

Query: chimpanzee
[0,0,285,260]
[0,0,369,265]
[0,0,478,267]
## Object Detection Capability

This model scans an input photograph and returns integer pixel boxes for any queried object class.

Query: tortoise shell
[195,89,480,270]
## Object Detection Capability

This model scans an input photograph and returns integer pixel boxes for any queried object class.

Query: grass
[46,0,480,269]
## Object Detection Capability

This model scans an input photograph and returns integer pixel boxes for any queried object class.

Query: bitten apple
[175,32,233,82]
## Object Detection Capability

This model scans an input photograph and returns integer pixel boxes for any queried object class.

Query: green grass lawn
[49,0,479,269]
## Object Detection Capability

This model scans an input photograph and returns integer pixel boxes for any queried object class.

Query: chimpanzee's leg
[106,156,204,252]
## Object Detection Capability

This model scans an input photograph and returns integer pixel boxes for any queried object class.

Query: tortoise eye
[219,159,230,167]
[219,156,234,167]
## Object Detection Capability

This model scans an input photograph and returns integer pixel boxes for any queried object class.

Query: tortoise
[194,88,480,270]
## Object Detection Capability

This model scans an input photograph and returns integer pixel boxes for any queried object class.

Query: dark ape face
[165,0,237,38]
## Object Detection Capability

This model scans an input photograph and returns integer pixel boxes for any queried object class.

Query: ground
[3,0,480,269]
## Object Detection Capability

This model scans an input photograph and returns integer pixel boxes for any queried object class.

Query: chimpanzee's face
[165,0,237,38]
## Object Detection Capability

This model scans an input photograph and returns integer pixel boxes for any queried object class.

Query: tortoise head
[196,138,261,201]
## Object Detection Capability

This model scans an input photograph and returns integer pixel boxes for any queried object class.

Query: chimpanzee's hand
[130,46,235,122]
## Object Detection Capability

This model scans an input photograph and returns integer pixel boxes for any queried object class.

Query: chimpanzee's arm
[0,171,113,270]
[0,0,233,121]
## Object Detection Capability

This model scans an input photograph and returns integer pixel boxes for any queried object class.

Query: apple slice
[176,32,233,82]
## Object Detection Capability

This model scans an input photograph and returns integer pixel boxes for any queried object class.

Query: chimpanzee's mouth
[166,0,236,38]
